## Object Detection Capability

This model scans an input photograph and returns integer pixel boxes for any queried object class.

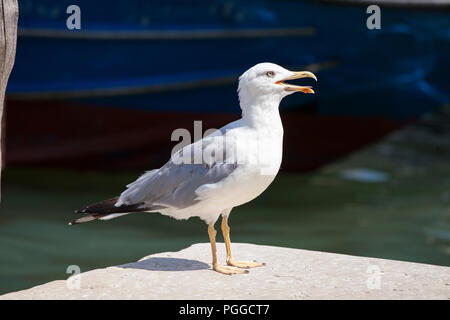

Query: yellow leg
[221,216,265,269]
[208,224,248,275]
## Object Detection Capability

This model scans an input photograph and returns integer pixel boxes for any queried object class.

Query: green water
[1,156,449,295]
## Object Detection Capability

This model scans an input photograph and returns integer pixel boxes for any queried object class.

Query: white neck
[240,94,283,129]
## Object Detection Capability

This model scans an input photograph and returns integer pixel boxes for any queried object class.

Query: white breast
[196,123,283,208]
[158,117,284,224]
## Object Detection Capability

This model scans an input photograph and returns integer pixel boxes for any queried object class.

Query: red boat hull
[4,100,399,172]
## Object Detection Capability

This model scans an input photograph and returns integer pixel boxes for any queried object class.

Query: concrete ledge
[1,243,449,299]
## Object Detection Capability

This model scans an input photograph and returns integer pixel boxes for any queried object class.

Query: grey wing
[115,132,237,209]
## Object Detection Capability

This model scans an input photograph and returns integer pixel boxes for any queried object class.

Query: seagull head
[237,62,317,109]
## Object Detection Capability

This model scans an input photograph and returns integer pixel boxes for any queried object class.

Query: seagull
[70,63,317,275]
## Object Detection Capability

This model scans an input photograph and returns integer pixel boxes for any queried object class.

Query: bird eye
[266,71,275,78]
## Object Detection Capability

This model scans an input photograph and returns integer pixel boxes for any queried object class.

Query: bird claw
[213,264,249,275]
[227,260,265,269]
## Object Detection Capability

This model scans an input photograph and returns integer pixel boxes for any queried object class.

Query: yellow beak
[276,71,317,93]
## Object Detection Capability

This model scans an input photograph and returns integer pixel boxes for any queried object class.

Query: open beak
[276,71,317,93]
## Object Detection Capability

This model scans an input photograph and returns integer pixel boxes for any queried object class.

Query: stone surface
[1,243,449,299]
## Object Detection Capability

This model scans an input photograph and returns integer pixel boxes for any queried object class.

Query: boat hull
[5,99,398,172]
[4,0,448,171]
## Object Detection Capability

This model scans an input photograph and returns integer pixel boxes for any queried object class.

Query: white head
[237,62,317,112]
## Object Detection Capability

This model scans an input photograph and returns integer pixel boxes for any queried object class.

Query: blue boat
[4,0,450,170]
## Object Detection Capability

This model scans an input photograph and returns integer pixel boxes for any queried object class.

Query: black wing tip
[74,197,120,215]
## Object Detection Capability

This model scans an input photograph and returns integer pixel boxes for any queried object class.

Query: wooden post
[0,0,18,201]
